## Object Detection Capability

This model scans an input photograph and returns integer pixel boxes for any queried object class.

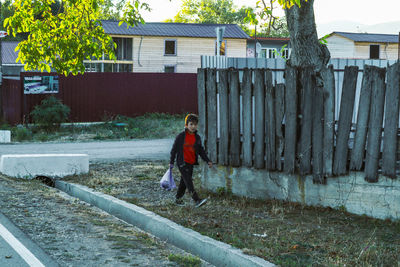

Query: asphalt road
[0,139,174,163]
[0,211,58,267]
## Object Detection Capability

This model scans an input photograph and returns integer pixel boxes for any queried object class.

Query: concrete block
[0,130,11,143]
[0,154,89,179]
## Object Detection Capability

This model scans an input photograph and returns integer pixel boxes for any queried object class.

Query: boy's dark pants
[176,164,200,201]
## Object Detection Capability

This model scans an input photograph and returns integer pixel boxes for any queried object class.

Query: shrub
[13,127,32,141]
[30,96,70,131]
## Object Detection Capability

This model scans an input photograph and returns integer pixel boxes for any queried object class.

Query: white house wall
[326,34,355,58]
[131,36,246,73]
[354,42,398,60]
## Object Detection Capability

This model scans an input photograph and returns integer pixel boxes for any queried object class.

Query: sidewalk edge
[55,180,275,267]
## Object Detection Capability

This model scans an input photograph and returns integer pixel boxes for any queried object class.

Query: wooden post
[350,65,372,171]
[322,65,335,176]
[254,69,265,169]
[333,66,358,176]
[284,65,297,173]
[299,67,314,175]
[265,70,275,170]
[218,69,229,165]
[229,69,241,167]
[275,83,285,171]
[382,63,400,178]
[206,68,218,164]
[242,68,253,167]
[365,66,386,182]
[197,68,207,141]
[312,81,325,183]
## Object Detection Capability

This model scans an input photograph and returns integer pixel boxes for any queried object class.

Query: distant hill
[317,20,400,37]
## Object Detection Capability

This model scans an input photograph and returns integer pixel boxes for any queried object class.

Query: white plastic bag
[160,167,176,190]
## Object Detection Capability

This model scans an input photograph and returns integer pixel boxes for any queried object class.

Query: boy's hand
[208,162,213,168]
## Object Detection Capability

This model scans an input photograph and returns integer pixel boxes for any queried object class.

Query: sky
[142,0,400,26]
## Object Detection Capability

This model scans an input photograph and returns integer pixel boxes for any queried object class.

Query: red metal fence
[2,72,198,124]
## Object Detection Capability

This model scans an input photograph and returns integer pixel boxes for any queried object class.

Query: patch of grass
[8,113,185,143]
[135,232,157,247]
[168,254,201,267]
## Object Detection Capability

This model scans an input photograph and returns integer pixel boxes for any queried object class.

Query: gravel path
[0,174,212,266]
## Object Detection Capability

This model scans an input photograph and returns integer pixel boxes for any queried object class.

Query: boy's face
[187,121,198,133]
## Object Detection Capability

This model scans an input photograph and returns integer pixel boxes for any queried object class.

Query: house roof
[101,20,249,39]
[332,31,399,43]
[1,41,21,65]
[248,36,290,41]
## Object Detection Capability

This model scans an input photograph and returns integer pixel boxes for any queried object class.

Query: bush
[30,96,70,131]
[13,127,32,141]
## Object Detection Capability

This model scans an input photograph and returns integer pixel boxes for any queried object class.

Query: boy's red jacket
[170,130,210,168]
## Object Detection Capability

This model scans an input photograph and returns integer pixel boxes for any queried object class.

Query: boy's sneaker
[175,198,185,206]
[195,198,207,208]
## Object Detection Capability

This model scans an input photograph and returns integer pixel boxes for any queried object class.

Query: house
[246,36,291,59]
[84,21,249,73]
[1,41,24,78]
[1,22,249,75]
[325,32,399,60]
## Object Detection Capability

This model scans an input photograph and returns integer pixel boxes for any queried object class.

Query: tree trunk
[285,0,330,71]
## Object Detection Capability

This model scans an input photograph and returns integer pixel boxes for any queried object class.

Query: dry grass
[65,160,400,267]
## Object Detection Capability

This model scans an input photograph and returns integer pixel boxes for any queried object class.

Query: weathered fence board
[206,69,218,163]
[299,68,314,175]
[242,69,253,167]
[275,83,285,171]
[254,69,265,169]
[322,65,335,176]
[197,69,207,140]
[365,66,386,182]
[382,63,400,178]
[199,62,399,180]
[218,70,229,165]
[333,66,359,175]
[313,83,325,183]
[284,66,297,173]
[229,69,241,167]
[265,70,276,170]
[350,65,373,171]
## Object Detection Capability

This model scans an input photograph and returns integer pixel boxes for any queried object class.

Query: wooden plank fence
[198,62,400,183]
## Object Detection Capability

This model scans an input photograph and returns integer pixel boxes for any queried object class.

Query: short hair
[185,113,198,125]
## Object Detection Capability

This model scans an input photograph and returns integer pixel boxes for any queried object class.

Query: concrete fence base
[202,165,400,221]
[0,154,89,179]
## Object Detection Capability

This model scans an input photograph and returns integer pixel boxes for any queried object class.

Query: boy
[170,114,213,207]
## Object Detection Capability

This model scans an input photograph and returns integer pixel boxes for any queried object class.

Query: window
[165,40,176,56]
[164,65,176,73]
[259,48,290,59]
[102,63,132,72]
[281,49,290,59]
[370,45,380,59]
[113,38,133,60]
[215,40,226,56]
[268,49,277,59]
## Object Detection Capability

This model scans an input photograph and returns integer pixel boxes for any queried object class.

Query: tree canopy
[4,0,149,75]
[170,0,248,25]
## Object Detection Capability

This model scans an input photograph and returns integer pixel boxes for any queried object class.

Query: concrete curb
[55,180,274,267]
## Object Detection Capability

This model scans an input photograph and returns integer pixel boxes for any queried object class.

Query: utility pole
[0,30,8,122]
[215,26,225,56]
[398,32,400,61]
[254,25,257,58]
